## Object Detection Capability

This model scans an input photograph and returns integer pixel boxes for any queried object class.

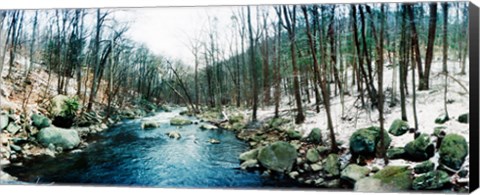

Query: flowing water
[4,110,298,188]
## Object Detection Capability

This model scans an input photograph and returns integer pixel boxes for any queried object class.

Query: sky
[118,6,238,65]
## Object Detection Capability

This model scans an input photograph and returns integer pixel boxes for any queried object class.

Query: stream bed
[3,110,299,188]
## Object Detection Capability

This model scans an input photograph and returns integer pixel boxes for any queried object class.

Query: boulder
[0,113,9,130]
[349,126,391,157]
[388,119,409,136]
[324,153,340,176]
[268,117,289,130]
[209,138,220,144]
[371,166,412,191]
[305,128,322,144]
[404,133,435,161]
[141,120,159,129]
[311,163,323,172]
[239,149,259,161]
[240,159,258,170]
[435,113,449,124]
[37,126,80,150]
[414,160,435,174]
[31,114,51,129]
[355,178,389,192]
[412,170,450,190]
[257,141,297,172]
[386,147,405,160]
[286,129,302,140]
[457,113,468,124]
[341,164,371,183]
[439,134,468,171]
[200,123,218,130]
[166,131,181,139]
[5,123,20,135]
[170,117,192,126]
[306,148,320,163]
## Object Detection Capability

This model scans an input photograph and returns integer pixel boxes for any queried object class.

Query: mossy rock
[404,133,435,161]
[372,166,412,191]
[306,148,320,163]
[229,114,244,124]
[435,113,449,124]
[268,117,290,130]
[305,128,322,144]
[412,170,450,190]
[457,113,468,124]
[31,114,51,129]
[349,126,391,157]
[439,134,468,171]
[170,117,192,126]
[324,153,340,176]
[257,141,297,172]
[414,160,435,174]
[239,148,259,161]
[286,129,302,140]
[386,147,405,160]
[341,164,371,183]
[388,119,409,136]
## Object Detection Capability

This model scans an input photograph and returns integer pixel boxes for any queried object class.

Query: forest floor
[231,59,470,191]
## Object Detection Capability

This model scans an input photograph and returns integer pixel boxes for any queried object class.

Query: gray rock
[240,159,258,170]
[0,114,9,130]
[257,141,297,172]
[10,144,21,152]
[239,149,259,161]
[166,131,181,139]
[306,148,320,163]
[324,154,340,176]
[311,163,323,172]
[341,164,371,183]
[37,126,80,150]
[6,123,20,135]
[141,120,159,129]
[200,123,218,130]
[209,138,221,144]
[288,171,299,179]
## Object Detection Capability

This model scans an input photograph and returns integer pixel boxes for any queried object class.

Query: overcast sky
[118,6,238,65]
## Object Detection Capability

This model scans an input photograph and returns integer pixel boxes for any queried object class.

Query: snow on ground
[250,59,470,169]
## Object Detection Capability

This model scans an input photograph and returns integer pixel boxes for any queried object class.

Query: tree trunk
[247,6,259,122]
[420,3,438,90]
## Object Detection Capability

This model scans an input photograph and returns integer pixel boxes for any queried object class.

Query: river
[3,110,298,188]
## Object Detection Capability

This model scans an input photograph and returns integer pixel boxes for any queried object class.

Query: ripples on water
[4,110,298,188]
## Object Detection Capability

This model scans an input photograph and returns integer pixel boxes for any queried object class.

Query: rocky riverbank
[195,107,470,192]
[0,94,163,182]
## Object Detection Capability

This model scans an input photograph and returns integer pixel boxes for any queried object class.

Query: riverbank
[194,61,470,192]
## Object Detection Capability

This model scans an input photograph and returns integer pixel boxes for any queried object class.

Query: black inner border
[469,1,479,193]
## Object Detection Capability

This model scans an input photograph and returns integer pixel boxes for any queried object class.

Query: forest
[0,2,472,192]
